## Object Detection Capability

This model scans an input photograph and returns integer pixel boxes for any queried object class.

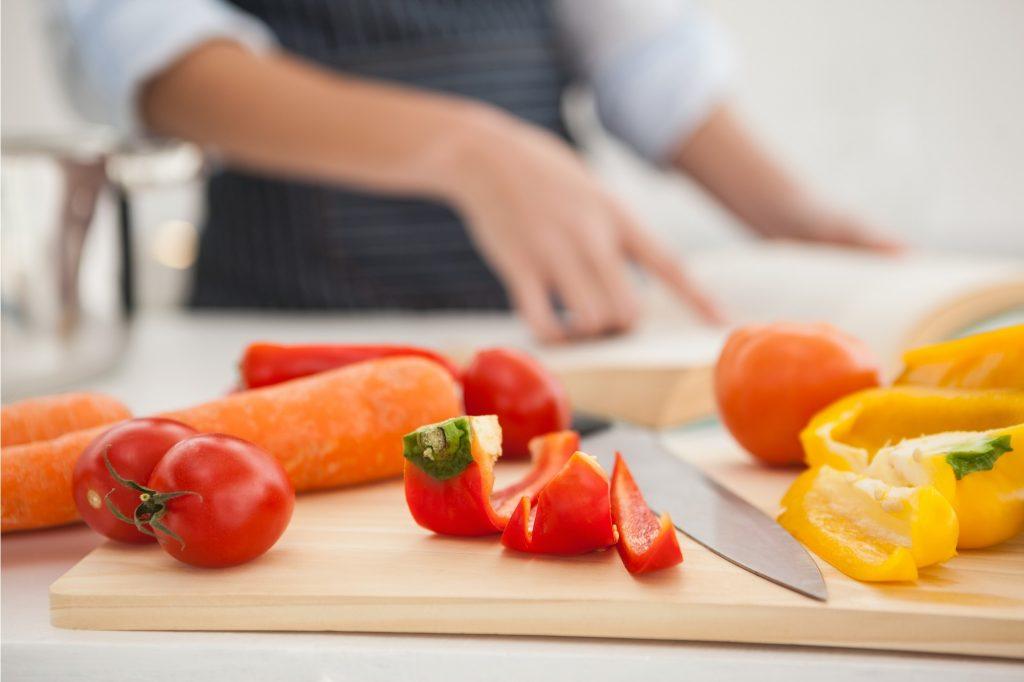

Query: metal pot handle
[56,158,106,335]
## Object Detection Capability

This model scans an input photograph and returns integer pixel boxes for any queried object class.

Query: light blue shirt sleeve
[555,0,737,164]
[53,0,276,137]
[54,0,730,158]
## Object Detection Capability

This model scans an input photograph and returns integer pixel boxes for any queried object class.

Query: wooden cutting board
[49,431,1024,658]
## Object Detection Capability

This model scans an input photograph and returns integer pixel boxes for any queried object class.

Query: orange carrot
[2,357,460,533]
[165,356,461,492]
[1,393,131,448]
[1,426,110,532]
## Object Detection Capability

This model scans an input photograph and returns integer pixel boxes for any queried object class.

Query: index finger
[614,207,726,324]
[503,271,566,343]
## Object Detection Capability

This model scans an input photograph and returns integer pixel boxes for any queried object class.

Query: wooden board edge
[48,592,1024,660]
[557,364,714,428]
[655,365,715,428]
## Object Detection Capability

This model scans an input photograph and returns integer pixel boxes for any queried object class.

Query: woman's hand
[142,44,716,341]
[444,107,720,342]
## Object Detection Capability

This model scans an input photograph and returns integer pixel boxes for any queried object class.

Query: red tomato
[72,418,198,543]
[462,348,570,458]
[146,434,294,567]
[715,323,881,466]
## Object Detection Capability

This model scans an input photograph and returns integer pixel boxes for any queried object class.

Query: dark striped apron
[192,0,571,310]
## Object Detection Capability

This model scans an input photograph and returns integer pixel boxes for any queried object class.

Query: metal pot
[1,131,196,399]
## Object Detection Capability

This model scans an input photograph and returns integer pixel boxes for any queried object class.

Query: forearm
[141,40,497,202]
[671,105,813,238]
[139,40,721,336]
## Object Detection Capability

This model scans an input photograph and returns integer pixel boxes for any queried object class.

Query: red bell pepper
[610,453,683,574]
[501,452,618,555]
[402,417,578,536]
[240,342,462,389]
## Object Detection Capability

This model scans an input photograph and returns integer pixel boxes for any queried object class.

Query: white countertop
[3,311,1021,681]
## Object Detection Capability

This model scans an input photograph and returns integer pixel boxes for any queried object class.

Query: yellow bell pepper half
[801,386,1024,549]
[866,426,1024,548]
[801,386,1024,471]
[896,324,1024,390]
[778,466,958,582]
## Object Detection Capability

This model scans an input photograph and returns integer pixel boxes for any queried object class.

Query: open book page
[688,243,1024,369]
[520,243,1024,374]
[163,243,1018,378]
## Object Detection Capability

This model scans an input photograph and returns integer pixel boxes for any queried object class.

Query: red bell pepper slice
[610,453,683,574]
[501,452,618,555]
[403,417,578,536]
[240,342,462,389]
[491,430,579,516]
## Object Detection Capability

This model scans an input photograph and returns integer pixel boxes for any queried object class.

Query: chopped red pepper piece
[402,418,578,536]
[610,453,683,574]
[501,452,618,556]
[240,342,461,389]
[492,430,579,516]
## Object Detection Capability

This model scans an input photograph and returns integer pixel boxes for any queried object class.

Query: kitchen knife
[580,422,828,601]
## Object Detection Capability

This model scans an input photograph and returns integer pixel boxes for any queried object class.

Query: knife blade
[581,423,827,601]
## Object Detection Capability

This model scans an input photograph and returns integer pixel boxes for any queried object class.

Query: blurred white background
[2,0,1022,309]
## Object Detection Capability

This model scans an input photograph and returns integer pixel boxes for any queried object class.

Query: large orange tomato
[715,323,881,466]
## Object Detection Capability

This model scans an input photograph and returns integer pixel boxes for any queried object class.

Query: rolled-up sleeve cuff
[591,13,737,165]
[66,0,276,138]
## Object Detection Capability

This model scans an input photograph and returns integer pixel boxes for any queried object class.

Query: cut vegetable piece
[896,324,1024,390]
[866,426,1024,548]
[778,466,958,582]
[403,415,485,481]
[403,415,505,536]
[500,452,617,556]
[501,496,533,553]
[492,430,578,516]
[610,453,683,574]
[801,386,1024,471]
[402,423,582,537]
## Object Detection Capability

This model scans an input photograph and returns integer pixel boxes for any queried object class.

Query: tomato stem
[102,452,202,548]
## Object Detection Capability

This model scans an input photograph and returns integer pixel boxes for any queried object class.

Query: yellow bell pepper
[866,426,1024,548]
[801,386,1024,471]
[801,386,1024,548]
[896,324,1024,390]
[778,465,958,582]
